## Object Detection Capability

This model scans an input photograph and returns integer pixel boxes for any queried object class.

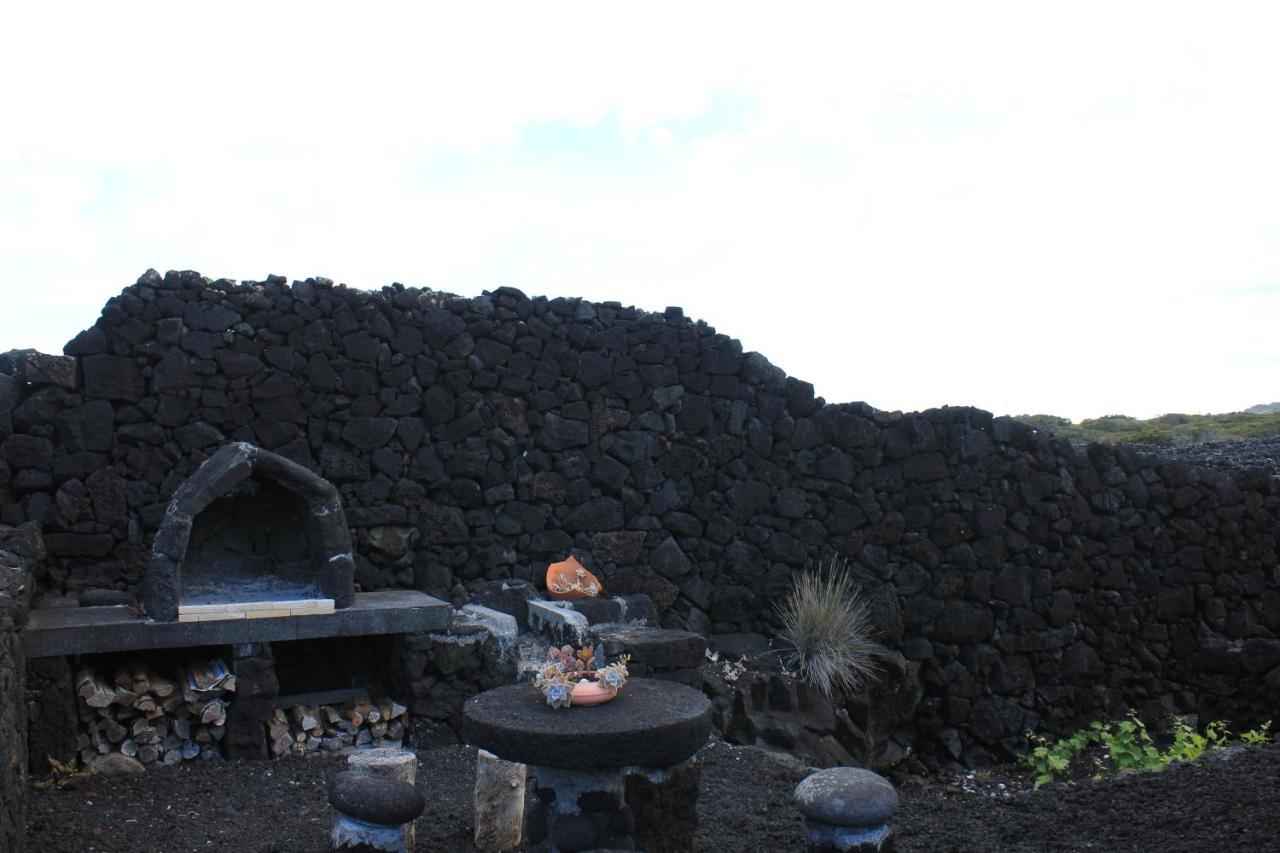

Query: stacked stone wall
[1,270,1278,767]
[0,524,39,852]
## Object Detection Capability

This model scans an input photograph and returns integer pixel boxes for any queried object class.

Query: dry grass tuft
[775,558,881,698]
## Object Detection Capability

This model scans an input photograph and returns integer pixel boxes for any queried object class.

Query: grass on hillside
[1014,411,1280,446]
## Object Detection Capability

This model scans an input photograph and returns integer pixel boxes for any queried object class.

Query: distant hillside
[1014,410,1280,446]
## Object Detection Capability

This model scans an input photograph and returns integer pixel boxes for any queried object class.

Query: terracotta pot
[569,679,618,707]
[546,555,603,601]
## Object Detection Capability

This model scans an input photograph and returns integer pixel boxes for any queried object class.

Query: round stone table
[463,678,712,852]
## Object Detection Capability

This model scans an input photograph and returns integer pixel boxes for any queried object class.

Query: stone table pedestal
[462,678,711,852]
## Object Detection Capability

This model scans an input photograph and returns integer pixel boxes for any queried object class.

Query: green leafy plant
[31,755,84,790]
[1022,713,1267,788]
[1023,729,1092,789]
[1091,714,1164,773]
[1240,720,1272,745]
[1165,717,1230,763]
[775,558,881,698]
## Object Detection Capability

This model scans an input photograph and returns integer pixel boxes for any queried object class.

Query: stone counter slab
[21,590,451,658]
[462,678,711,770]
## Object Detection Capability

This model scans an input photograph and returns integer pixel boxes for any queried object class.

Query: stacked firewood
[268,698,409,758]
[74,658,236,767]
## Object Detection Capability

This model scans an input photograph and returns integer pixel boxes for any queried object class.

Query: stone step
[590,625,707,671]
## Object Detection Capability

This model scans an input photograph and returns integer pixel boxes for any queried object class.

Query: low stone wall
[1,271,1277,769]
[0,524,40,852]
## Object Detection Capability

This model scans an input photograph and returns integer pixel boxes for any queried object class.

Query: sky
[2,3,1278,422]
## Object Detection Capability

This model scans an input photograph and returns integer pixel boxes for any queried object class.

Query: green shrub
[1165,717,1229,763]
[1015,410,1280,446]
[1023,729,1092,789]
[1240,720,1272,745]
[1091,714,1164,773]
[1021,713,1261,788]
[775,558,880,698]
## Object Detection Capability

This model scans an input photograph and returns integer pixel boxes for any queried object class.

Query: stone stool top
[462,678,711,769]
[794,767,897,828]
[328,770,425,826]
[348,746,417,784]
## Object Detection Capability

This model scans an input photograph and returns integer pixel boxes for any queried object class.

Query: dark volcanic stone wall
[2,269,1279,767]
[0,524,39,852]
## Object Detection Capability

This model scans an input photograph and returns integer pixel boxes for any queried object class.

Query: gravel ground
[26,738,1280,851]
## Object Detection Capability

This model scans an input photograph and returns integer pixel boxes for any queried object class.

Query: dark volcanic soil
[26,738,1280,852]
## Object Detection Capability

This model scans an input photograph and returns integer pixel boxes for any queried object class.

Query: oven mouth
[142,442,355,622]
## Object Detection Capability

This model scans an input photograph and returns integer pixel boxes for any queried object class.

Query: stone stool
[794,767,897,852]
[328,770,425,852]
[348,748,418,848]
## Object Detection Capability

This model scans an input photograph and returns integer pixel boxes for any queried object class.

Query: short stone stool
[328,769,425,852]
[794,767,897,852]
[348,748,419,848]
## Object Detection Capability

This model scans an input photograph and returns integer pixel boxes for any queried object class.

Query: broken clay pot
[546,555,602,601]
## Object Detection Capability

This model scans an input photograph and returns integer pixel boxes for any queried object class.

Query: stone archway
[142,442,355,621]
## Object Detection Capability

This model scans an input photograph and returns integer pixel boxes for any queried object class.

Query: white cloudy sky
[2,2,1278,421]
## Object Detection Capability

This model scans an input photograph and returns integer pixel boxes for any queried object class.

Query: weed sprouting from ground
[775,558,881,698]
[1021,713,1272,788]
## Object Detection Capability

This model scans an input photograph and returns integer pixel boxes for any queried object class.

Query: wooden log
[119,738,138,757]
[199,699,226,726]
[267,716,289,742]
[182,741,201,760]
[78,671,118,709]
[129,660,151,696]
[134,694,157,714]
[111,688,139,708]
[271,733,293,757]
[163,749,183,766]
[138,744,158,764]
[104,718,127,744]
[473,749,526,852]
[290,705,319,732]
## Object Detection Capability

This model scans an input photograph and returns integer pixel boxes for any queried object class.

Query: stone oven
[142,443,355,622]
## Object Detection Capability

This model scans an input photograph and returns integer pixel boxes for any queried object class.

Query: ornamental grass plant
[775,558,881,698]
